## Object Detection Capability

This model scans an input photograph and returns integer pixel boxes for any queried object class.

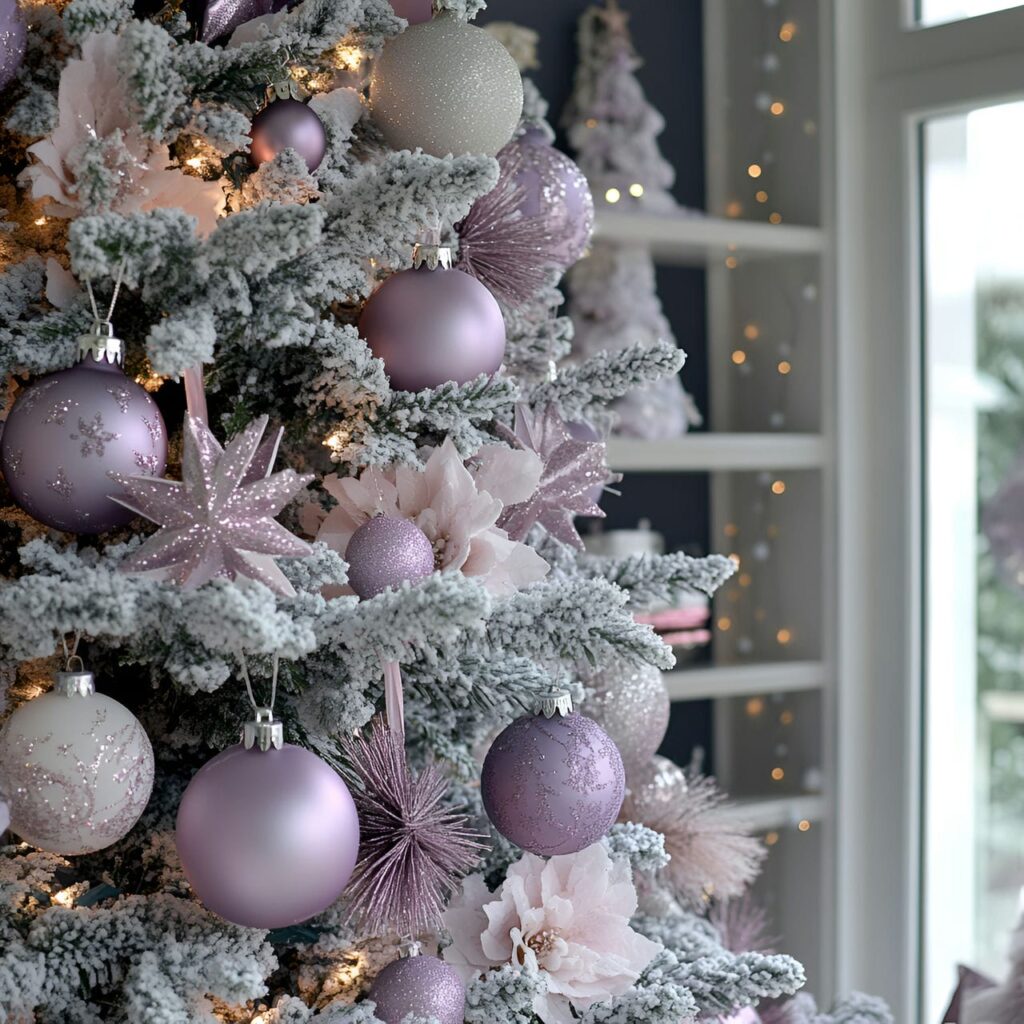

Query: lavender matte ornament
[111,414,313,597]
[0,323,167,534]
[250,99,327,172]
[0,0,26,92]
[345,514,435,600]
[360,245,506,392]
[369,954,466,1024]
[176,730,360,929]
[498,404,619,549]
[0,790,8,835]
[481,692,625,857]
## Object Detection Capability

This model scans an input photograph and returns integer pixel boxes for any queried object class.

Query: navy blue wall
[478,1,714,768]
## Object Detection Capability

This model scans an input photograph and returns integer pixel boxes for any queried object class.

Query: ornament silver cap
[53,665,96,698]
[78,321,124,366]
[538,689,574,718]
[412,244,453,271]
[243,708,284,752]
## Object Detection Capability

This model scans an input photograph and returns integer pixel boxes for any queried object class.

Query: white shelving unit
[594,209,825,266]
[596,0,836,1001]
[607,433,828,472]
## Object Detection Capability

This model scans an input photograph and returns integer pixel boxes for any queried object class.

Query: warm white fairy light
[605,187,622,204]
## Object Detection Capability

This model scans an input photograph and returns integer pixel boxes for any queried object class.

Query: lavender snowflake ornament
[0,322,167,534]
[112,414,313,596]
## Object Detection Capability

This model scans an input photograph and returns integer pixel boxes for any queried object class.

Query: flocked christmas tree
[0,0,889,1022]
[565,0,700,441]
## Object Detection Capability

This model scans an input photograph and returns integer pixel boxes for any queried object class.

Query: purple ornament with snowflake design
[481,693,625,857]
[0,323,167,534]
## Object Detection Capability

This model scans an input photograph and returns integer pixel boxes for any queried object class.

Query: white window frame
[835,3,1024,1020]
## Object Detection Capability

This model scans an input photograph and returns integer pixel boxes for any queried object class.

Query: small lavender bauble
[0,790,9,835]
[481,707,625,856]
[250,98,327,172]
[0,328,167,534]
[0,667,154,855]
[583,660,671,774]
[345,515,434,599]
[369,955,466,1024]
[0,0,26,92]
[509,129,595,266]
[360,254,506,392]
[389,0,432,24]
[370,13,523,157]
[176,742,359,929]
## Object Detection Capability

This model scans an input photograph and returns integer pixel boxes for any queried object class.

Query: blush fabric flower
[317,437,548,595]
[22,33,224,234]
[442,844,662,1024]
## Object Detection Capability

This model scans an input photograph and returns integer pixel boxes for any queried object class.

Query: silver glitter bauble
[0,667,154,855]
[370,13,524,158]
[626,754,688,804]
[583,660,671,774]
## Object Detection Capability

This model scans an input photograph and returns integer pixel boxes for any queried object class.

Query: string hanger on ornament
[238,652,284,752]
[80,257,128,365]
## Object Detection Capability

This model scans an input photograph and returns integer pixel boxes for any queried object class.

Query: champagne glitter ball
[0,676,154,855]
[369,955,466,1024]
[345,515,435,599]
[583,660,671,774]
[481,710,625,856]
[370,13,524,158]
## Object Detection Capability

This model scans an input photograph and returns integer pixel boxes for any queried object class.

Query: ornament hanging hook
[84,257,128,330]
[60,630,82,672]
[239,652,284,752]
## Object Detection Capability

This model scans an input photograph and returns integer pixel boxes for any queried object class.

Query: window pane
[922,100,1024,1024]
[916,0,1024,25]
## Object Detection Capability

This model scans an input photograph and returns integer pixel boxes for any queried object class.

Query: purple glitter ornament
[250,99,327,172]
[481,700,625,857]
[0,0,26,92]
[389,0,432,24]
[0,325,167,534]
[176,741,359,929]
[360,247,506,392]
[568,419,607,506]
[511,129,594,266]
[345,515,435,600]
[369,955,466,1024]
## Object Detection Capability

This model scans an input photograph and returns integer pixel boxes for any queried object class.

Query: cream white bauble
[370,13,524,157]
[0,666,154,855]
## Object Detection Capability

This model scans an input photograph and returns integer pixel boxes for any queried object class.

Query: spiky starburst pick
[497,404,619,549]
[342,717,486,937]
[620,761,765,907]
[112,414,313,597]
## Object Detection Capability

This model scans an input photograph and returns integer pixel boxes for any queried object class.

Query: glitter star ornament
[497,404,619,549]
[0,661,154,855]
[112,414,313,597]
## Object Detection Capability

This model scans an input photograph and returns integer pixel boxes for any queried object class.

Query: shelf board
[665,661,827,702]
[607,433,828,472]
[593,210,826,267]
[729,794,827,833]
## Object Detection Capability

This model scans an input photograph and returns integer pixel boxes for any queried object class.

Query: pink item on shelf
[635,606,710,631]
[660,628,712,649]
